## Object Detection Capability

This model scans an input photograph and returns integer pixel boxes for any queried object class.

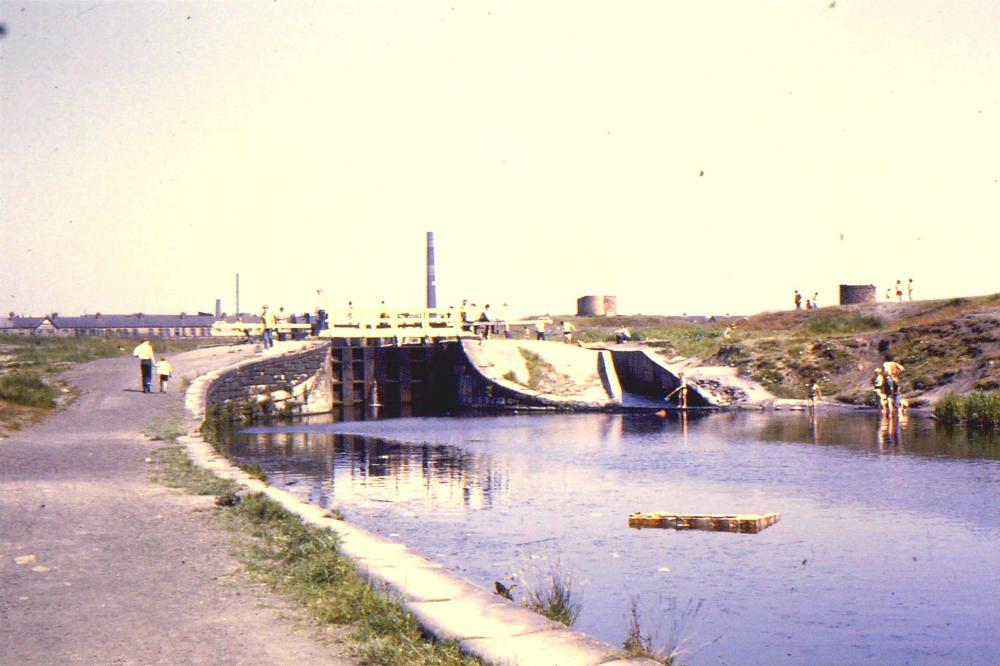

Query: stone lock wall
[205,342,333,415]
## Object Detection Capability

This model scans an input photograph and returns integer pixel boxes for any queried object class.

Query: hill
[567,293,1000,407]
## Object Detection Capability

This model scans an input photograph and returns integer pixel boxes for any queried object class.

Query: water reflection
[753,411,999,460]
[234,430,508,512]
[226,412,1000,665]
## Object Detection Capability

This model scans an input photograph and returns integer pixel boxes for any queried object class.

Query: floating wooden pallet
[628,512,781,534]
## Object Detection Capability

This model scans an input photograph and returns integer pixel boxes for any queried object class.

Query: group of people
[885,279,914,302]
[461,301,511,339]
[874,357,907,413]
[131,339,172,394]
[793,290,820,310]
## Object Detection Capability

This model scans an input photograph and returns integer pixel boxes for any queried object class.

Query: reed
[934,391,1000,428]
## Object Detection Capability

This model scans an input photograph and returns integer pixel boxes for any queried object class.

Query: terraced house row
[0,313,218,338]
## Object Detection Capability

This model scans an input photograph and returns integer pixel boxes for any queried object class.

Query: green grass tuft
[152,446,237,495]
[935,391,1000,428]
[801,312,883,336]
[237,462,269,482]
[0,371,59,408]
[522,571,581,627]
[223,494,481,665]
[518,348,557,391]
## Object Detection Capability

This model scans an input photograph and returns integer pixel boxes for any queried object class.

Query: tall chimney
[215,299,222,318]
[235,273,240,317]
[426,232,437,309]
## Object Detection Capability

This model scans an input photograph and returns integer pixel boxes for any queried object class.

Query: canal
[223,411,1000,665]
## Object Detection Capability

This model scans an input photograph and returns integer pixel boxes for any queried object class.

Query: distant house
[0,313,217,338]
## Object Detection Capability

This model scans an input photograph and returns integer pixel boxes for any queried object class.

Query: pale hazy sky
[1,1,998,318]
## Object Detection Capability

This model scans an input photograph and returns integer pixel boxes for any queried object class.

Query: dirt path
[0,346,356,665]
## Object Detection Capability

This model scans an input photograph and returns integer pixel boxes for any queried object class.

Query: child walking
[156,356,173,394]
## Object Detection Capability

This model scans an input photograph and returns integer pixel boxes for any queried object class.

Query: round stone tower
[839,284,877,305]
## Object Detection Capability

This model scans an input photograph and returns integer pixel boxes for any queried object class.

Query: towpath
[0,345,356,665]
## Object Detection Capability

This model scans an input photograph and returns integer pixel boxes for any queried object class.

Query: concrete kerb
[180,350,658,666]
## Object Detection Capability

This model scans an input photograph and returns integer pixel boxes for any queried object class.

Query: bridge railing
[212,307,550,341]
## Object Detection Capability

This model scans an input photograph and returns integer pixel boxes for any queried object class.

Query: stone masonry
[205,342,333,415]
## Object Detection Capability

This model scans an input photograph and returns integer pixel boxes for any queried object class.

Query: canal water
[224,411,1000,665]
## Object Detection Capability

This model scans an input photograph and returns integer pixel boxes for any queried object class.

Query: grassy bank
[151,417,480,665]
[565,294,1000,403]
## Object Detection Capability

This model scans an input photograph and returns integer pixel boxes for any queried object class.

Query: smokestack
[235,273,240,317]
[215,299,222,319]
[426,232,437,309]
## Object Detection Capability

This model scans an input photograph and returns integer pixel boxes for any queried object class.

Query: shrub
[522,570,582,627]
[934,391,1000,428]
[0,371,59,408]
[802,313,882,336]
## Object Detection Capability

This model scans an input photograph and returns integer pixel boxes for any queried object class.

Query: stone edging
[182,352,660,666]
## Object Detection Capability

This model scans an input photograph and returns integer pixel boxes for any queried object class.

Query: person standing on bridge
[131,338,156,393]
[260,305,276,350]
[313,288,331,334]
[479,305,492,339]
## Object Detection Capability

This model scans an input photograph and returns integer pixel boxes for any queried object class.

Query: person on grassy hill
[908,278,914,301]
[665,372,689,409]
[794,290,802,310]
[131,338,155,394]
[895,279,903,302]
[156,356,172,394]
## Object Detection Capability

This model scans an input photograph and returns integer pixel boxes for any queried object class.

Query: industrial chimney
[426,232,437,309]
[215,299,222,319]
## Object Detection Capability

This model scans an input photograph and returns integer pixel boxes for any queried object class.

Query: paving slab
[404,590,563,641]
[460,628,618,666]
[358,552,481,602]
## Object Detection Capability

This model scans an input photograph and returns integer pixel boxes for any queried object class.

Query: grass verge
[221,494,480,665]
[150,417,481,666]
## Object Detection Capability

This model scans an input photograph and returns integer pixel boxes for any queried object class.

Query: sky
[1,1,998,318]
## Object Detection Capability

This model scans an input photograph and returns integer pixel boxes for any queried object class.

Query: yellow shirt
[132,341,155,360]
[156,360,172,377]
